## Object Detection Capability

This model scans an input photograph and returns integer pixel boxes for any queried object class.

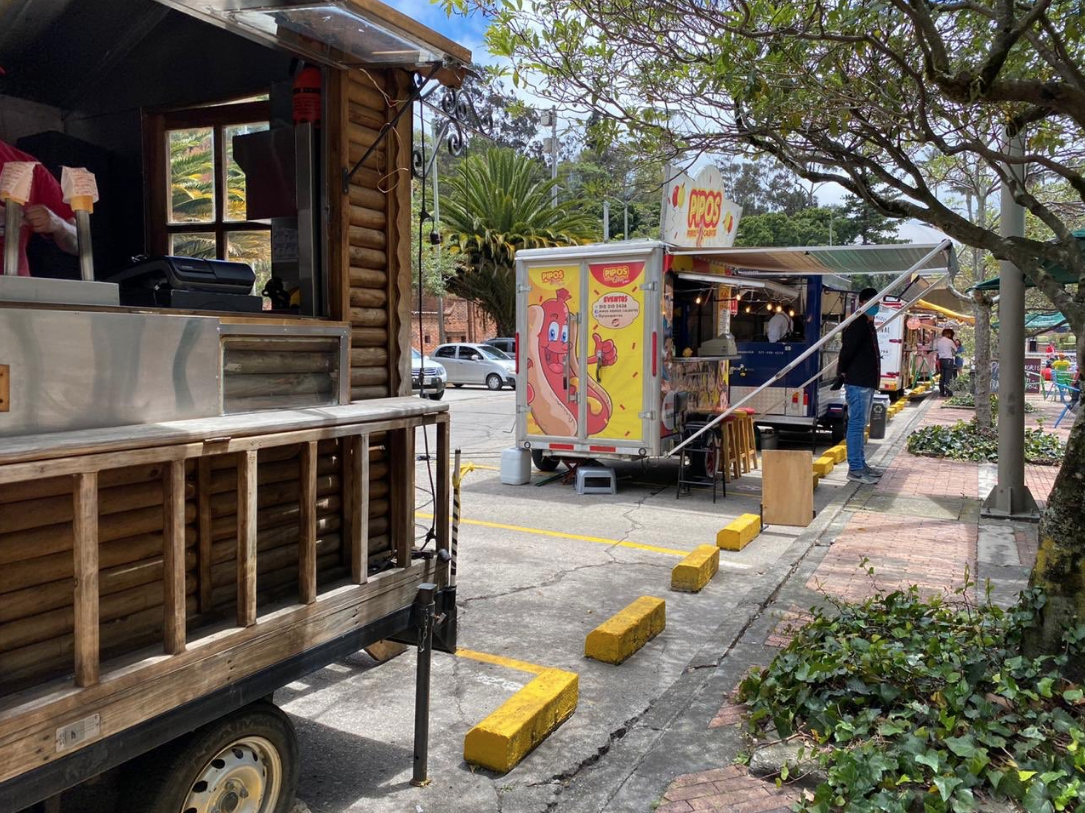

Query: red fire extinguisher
[293,66,322,125]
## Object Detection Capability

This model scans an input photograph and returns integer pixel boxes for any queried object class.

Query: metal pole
[411,582,437,787]
[982,130,1039,519]
[668,240,953,457]
[3,200,23,276]
[550,108,558,208]
[603,200,610,242]
[623,195,629,240]
[75,210,94,281]
[432,120,447,345]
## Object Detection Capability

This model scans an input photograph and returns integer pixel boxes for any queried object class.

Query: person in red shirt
[0,139,78,276]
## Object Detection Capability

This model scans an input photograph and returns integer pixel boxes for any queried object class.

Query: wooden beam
[299,441,318,604]
[390,427,415,568]
[436,416,451,567]
[163,460,187,654]
[237,450,258,626]
[72,472,99,688]
[350,434,370,583]
[197,456,213,613]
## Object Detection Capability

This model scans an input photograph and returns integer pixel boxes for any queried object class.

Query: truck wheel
[830,418,847,444]
[127,701,298,813]
[531,450,560,472]
[486,373,503,391]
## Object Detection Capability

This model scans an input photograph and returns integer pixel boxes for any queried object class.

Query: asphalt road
[280,387,855,813]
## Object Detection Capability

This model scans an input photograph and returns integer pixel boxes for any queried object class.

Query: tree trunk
[1026,328,1085,670]
[972,292,993,429]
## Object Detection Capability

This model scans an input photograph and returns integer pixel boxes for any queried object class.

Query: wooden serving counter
[0,398,450,796]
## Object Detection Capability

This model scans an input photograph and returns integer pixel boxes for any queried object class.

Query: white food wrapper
[61,166,100,205]
[0,161,37,205]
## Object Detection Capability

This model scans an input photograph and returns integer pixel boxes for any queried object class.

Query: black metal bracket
[341,62,443,194]
[412,85,494,183]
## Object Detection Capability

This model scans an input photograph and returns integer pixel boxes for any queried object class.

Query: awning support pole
[667,239,953,458]
[983,130,1039,520]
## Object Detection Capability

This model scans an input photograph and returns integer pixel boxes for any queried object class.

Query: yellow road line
[455,647,548,675]
[416,513,751,567]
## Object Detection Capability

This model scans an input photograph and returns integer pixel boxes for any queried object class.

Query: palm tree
[441,148,596,336]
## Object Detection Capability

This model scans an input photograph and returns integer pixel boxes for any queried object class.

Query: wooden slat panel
[351,385,391,400]
[346,78,391,112]
[350,307,389,327]
[163,460,187,654]
[237,450,258,626]
[198,457,213,612]
[348,184,386,211]
[350,348,389,367]
[350,328,390,348]
[390,427,414,568]
[350,434,370,583]
[436,417,450,562]
[350,204,385,230]
[72,472,99,688]
[348,246,387,269]
[299,442,318,604]
[348,225,387,250]
[351,367,390,387]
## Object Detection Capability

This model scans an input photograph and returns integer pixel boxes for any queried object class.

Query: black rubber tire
[531,449,560,471]
[427,391,445,401]
[486,373,503,391]
[888,390,903,403]
[123,701,298,813]
[830,418,847,444]
[451,383,464,388]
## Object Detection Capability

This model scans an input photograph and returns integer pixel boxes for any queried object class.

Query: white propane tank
[500,448,532,485]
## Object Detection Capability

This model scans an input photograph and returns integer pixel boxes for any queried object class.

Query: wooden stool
[722,416,743,481]
[735,410,758,472]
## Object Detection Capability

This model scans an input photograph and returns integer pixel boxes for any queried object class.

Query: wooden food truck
[0,1,467,810]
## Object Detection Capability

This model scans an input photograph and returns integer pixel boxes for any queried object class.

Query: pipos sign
[661,165,742,249]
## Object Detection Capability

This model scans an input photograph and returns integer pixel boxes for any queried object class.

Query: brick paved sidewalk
[654,395,1056,812]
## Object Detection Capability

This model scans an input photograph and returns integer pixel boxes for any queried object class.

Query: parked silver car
[411,348,447,400]
[431,343,516,390]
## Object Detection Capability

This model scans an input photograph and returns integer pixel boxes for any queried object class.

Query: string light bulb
[695,295,702,305]
[745,305,751,313]
[789,308,796,317]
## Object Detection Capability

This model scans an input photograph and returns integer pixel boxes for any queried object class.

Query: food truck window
[149,102,273,299]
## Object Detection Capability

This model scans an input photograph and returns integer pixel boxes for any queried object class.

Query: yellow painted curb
[585,596,666,664]
[813,456,835,477]
[717,513,761,551]
[827,444,847,464]
[812,472,820,489]
[464,667,579,773]
[671,545,720,592]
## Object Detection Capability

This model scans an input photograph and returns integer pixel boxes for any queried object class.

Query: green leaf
[915,751,941,772]
[933,775,963,801]
[945,736,977,758]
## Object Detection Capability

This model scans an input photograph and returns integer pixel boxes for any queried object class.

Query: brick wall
[409,292,497,355]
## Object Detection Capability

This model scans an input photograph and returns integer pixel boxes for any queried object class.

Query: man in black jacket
[837,288,883,484]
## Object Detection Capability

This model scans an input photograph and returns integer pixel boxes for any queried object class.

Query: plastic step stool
[576,466,617,495]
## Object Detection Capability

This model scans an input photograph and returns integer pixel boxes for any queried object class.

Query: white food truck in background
[876,296,907,397]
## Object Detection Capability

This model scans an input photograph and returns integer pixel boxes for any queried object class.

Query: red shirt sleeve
[29,163,74,222]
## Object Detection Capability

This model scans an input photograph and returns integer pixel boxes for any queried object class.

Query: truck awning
[159,0,472,74]
[673,272,800,300]
[913,299,976,324]
[670,242,957,277]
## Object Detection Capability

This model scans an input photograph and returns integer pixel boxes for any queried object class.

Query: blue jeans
[844,384,874,474]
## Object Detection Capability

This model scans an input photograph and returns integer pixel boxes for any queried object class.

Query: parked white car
[411,348,447,400]
[431,343,516,390]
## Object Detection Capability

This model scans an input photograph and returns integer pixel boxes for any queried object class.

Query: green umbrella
[972,229,1084,291]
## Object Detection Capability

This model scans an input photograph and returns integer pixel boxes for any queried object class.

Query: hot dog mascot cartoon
[527,288,618,436]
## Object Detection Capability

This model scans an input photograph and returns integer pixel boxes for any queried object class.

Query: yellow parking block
[812,472,820,489]
[827,444,847,464]
[585,596,666,664]
[464,667,579,773]
[813,455,835,477]
[717,513,761,551]
[671,545,720,592]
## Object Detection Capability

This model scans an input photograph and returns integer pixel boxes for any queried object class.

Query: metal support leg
[4,200,23,277]
[411,583,437,787]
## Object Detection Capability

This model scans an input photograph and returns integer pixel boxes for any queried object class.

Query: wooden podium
[762,450,814,527]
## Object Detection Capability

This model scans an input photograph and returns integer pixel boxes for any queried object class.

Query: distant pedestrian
[836,288,882,484]
[954,339,965,375]
[936,328,957,396]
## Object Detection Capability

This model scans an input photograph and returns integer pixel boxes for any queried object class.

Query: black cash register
[109,256,263,313]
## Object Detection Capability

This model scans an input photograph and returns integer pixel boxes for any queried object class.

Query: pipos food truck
[516,167,957,469]
[0,2,467,811]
